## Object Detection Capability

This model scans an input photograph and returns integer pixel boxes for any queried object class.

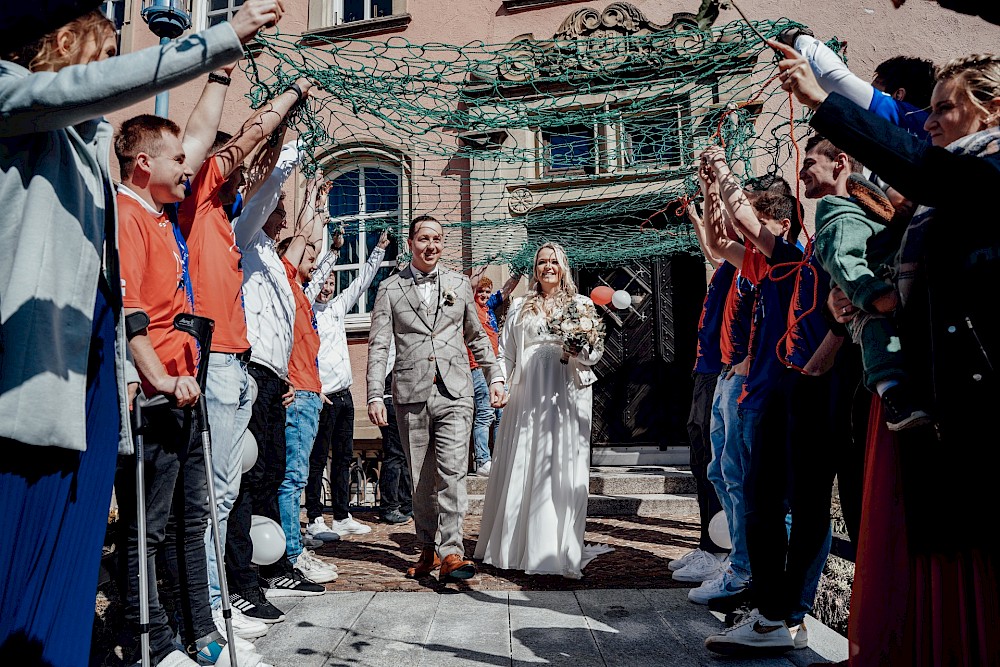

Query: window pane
[372,0,393,18]
[626,114,682,165]
[363,167,400,213]
[336,223,361,265]
[328,171,360,218]
[546,126,594,170]
[208,15,226,26]
[365,225,400,264]
[344,0,365,22]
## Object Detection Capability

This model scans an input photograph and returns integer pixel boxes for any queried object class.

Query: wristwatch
[208,72,231,86]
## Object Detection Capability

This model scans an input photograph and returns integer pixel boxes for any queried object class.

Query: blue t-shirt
[739,238,803,411]
[869,91,929,140]
[484,290,503,333]
[694,262,736,374]
[781,249,832,371]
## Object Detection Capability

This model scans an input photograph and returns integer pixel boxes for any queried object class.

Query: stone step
[466,465,696,496]
[467,492,699,517]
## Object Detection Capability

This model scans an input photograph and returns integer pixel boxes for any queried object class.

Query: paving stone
[508,591,603,666]
[252,592,374,667]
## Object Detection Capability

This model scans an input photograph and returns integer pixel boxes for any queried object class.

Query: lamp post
[140,0,193,117]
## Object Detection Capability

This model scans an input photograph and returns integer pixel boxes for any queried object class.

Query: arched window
[325,163,403,323]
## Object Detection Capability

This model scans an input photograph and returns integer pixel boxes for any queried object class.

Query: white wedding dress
[474,296,610,579]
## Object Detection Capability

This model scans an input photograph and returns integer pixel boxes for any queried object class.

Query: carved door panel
[577,254,705,449]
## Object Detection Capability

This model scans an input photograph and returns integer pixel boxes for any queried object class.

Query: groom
[367,215,506,580]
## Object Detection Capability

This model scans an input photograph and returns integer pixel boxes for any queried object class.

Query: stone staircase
[466,465,698,517]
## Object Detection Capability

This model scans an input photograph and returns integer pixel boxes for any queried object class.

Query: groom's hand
[489,382,507,408]
[368,399,389,427]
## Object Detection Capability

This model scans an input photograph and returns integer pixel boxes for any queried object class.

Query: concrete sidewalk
[253,589,848,667]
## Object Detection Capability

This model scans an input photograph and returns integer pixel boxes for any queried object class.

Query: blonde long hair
[937,53,1000,127]
[522,242,577,316]
[4,10,114,72]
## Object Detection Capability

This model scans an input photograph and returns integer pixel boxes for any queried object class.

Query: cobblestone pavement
[307,510,701,593]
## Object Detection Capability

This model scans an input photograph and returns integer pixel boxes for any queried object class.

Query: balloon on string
[708,510,732,550]
[240,429,258,474]
[590,286,614,306]
[250,515,286,565]
[611,290,632,309]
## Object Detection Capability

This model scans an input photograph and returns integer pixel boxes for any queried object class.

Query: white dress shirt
[315,246,386,394]
[233,141,302,379]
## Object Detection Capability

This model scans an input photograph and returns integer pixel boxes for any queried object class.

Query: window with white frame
[206,0,245,27]
[325,164,402,319]
[320,0,394,25]
[621,103,689,168]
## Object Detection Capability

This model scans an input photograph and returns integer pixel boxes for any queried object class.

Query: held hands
[154,375,201,408]
[229,0,285,44]
[489,382,508,409]
[768,40,829,111]
[368,400,389,427]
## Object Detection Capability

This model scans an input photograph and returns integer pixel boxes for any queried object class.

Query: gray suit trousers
[394,382,474,558]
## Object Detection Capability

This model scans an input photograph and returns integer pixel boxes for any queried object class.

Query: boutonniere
[441,289,457,307]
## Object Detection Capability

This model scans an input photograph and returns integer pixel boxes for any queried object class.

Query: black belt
[326,387,351,399]
[234,349,253,363]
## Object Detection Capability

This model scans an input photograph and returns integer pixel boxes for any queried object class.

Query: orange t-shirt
[284,258,322,393]
[467,303,500,370]
[177,158,250,353]
[118,192,198,397]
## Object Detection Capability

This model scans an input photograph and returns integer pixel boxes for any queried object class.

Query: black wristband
[208,72,231,86]
[287,82,304,101]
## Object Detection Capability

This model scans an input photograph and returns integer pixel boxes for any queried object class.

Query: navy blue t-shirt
[782,249,832,371]
[694,262,736,374]
[739,238,803,410]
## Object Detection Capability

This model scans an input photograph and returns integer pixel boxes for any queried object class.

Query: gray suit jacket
[367,265,501,405]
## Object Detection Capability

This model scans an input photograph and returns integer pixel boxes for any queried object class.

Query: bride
[474,242,607,579]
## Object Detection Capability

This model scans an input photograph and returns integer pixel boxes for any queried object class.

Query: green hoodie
[814,195,897,312]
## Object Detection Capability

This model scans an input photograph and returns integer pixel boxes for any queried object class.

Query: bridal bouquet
[547,297,606,364]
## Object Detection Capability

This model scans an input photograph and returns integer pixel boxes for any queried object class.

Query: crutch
[172,313,239,665]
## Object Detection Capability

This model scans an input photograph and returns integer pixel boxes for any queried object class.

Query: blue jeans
[281,390,322,564]
[471,368,494,468]
[203,353,254,609]
[707,371,750,577]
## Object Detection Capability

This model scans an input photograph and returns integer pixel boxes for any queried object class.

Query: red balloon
[590,286,614,306]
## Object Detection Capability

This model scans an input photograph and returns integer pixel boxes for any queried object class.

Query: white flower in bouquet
[547,297,606,364]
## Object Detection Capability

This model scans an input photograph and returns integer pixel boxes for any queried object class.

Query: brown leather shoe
[406,547,441,578]
[439,554,477,580]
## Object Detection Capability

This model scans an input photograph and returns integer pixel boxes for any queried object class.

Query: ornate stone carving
[553,2,657,41]
[508,188,536,214]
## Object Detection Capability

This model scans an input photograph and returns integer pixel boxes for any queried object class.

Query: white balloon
[240,429,258,474]
[250,515,286,565]
[708,510,732,550]
[611,289,631,309]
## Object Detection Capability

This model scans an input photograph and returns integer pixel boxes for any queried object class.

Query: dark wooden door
[577,254,705,448]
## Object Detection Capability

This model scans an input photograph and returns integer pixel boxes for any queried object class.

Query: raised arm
[787,32,876,110]
[698,150,747,265]
[686,203,722,269]
[234,139,303,249]
[704,146,777,258]
[324,231,389,311]
[182,62,236,174]
[0,0,282,137]
[213,78,312,181]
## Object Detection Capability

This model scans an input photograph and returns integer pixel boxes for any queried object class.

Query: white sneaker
[151,650,198,667]
[294,549,339,584]
[194,643,272,667]
[705,608,793,655]
[668,547,701,572]
[474,461,492,477]
[687,567,750,605]
[305,517,340,542]
[329,513,371,536]
[214,605,268,640]
[789,620,808,649]
[672,549,724,582]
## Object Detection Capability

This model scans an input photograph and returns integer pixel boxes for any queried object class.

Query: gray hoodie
[1,23,244,453]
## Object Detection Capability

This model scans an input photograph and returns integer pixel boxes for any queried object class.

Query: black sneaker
[881,385,931,431]
[263,569,325,598]
[229,589,285,624]
[380,508,412,524]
